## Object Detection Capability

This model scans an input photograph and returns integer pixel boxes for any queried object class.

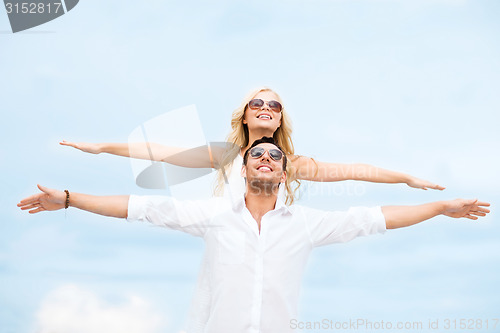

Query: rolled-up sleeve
[127,195,220,237]
[304,206,386,247]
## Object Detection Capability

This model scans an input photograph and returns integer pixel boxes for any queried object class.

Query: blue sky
[1,0,499,332]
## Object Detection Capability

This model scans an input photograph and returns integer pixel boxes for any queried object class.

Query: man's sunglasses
[249,147,284,161]
[247,99,283,113]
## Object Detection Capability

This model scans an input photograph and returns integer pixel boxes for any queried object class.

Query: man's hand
[442,199,490,220]
[17,185,66,214]
[383,198,490,229]
[18,186,129,218]
[60,140,102,154]
[406,176,445,191]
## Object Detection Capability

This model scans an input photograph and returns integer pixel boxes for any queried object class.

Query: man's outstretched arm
[17,185,129,218]
[382,199,491,229]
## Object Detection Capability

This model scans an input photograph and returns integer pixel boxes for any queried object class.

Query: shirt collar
[231,194,246,211]
[231,188,292,215]
[274,192,292,215]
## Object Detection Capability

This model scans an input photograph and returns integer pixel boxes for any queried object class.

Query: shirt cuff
[126,195,146,222]
[373,206,387,234]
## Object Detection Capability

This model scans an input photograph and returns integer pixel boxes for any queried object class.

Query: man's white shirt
[127,194,386,333]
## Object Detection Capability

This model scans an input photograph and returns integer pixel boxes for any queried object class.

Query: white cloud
[35,284,165,333]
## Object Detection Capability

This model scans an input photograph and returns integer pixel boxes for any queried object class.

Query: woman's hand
[60,140,102,154]
[406,176,445,191]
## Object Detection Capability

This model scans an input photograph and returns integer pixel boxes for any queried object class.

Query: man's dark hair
[243,137,287,170]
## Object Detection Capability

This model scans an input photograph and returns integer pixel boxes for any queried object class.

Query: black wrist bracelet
[64,190,70,209]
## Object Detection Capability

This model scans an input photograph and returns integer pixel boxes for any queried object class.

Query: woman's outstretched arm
[60,140,216,168]
[290,156,445,190]
[60,140,183,160]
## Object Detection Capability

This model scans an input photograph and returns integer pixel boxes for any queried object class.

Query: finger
[18,193,42,205]
[463,199,478,206]
[470,211,486,217]
[470,208,487,213]
[37,184,51,194]
[476,201,490,207]
[464,214,478,220]
[19,203,39,210]
[29,207,45,214]
[423,182,445,190]
[59,141,75,147]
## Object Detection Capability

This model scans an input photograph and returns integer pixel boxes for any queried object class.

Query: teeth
[258,115,271,119]
[258,166,272,171]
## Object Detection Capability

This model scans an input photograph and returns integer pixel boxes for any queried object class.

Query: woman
[61,87,444,203]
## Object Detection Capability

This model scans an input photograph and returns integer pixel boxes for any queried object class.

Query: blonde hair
[215,87,301,204]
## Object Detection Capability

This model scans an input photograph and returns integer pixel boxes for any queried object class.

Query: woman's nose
[260,102,270,110]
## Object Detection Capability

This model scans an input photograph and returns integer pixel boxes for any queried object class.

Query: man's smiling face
[242,142,287,193]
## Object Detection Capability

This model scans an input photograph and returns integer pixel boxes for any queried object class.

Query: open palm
[443,199,490,220]
[17,185,65,214]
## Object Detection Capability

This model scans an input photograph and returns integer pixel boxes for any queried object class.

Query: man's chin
[247,179,280,193]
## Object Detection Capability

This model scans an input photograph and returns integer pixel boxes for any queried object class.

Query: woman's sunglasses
[247,99,283,113]
[249,147,284,161]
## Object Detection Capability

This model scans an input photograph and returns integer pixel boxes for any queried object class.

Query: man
[18,137,490,333]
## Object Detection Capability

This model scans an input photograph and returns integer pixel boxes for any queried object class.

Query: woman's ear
[241,164,247,179]
[280,171,287,184]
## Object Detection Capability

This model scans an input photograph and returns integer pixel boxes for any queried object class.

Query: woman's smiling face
[243,90,282,135]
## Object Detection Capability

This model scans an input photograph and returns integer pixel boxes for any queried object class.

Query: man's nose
[260,151,271,161]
